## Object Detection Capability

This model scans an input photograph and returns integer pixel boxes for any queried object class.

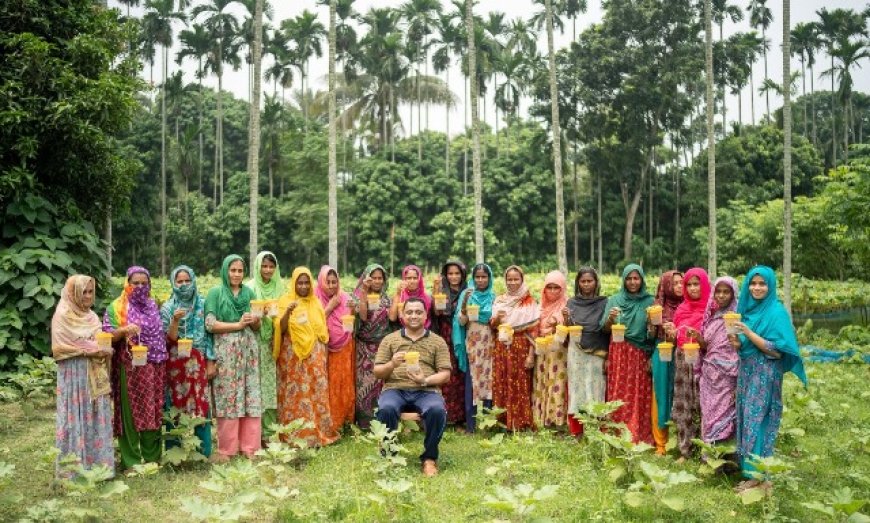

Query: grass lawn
[1,359,868,522]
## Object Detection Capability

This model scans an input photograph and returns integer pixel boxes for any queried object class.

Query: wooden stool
[399,411,423,434]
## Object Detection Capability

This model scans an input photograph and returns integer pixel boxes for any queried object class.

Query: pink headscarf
[399,265,432,329]
[492,265,540,332]
[314,265,352,351]
[672,267,711,348]
[538,270,568,335]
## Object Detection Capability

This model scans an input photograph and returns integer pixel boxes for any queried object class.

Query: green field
[0,357,868,522]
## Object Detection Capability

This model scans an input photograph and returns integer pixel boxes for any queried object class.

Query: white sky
[112,0,870,137]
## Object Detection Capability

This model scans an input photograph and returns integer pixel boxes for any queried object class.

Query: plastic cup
[467,304,480,322]
[250,300,266,319]
[498,324,514,344]
[177,338,193,358]
[554,324,569,344]
[131,344,148,366]
[433,293,448,312]
[404,351,420,365]
[647,305,663,326]
[96,332,113,350]
[568,325,583,346]
[397,302,405,315]
[682,342,700,364]
[657,341,674,362]
[534,337,548,356]
[724,312,741,335]
[367,293,380,310]
[611,323,626,343]
[341,314,355,333]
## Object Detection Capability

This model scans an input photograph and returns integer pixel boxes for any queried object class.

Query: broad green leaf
[660,495,686,511]
[739,487,766,505]
[624,491,646,508]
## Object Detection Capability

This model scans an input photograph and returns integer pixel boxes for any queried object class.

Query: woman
[204,254,261,461]
[315,265,355,431]
[246,251,284,441]
[161,265,213,457]
[649,270,683,455]
[433,260,467,427]
[274,267,338,447]
[353,264,393,428]
[732,266,807,492]
[491,265,539,431]
[104,266,167,468]
[699,276,740,444]
[389,265,432,328]
[669,267,710,462]
[453,263,496,433]
[601,264,655,445]
[564,267,609,437]
[53,275,113,477]
[532,270,569,429]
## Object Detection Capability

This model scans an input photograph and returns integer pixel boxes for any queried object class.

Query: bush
[0,194,109,368]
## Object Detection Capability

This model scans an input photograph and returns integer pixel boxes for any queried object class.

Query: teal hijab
[204,254,254,323]
[737,266,807,385]
[246,251,284,345]
[451,263,496,373]
[161,265,212,354]
[600,263,655,352]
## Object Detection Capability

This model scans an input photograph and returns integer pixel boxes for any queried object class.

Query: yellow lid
[556,324,569,334]
[657,342,674,349]
[131,344,148,353]
[611,323,626,331]
[568,325,583,335]
[682,342,700,350]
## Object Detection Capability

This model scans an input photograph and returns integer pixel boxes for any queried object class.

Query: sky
[111,0,870,138]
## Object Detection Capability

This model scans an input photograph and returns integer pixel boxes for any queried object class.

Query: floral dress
[207,314,261,419]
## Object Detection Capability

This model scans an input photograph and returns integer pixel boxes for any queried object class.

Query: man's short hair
[403,297,427,311]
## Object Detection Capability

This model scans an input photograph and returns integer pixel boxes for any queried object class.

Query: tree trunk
[445,67,451,180]
[161,44,168,276]
[782,0,792,314]
[621,179,643,261]
[749,68,755,125]
[597,173,603,272]
[466,0,484,263]
[248,0,264,268]
[546,0,568,273]
[801,56,807,137]
[105,209,112,278]
[762,26,770,120]
[705,0,717,277]
[327,0,338,268]
[831,54,837,166]
[810,64,816,146]
[573,141,579,269]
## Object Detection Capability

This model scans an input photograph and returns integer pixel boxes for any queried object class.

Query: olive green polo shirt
[374,328,452,393]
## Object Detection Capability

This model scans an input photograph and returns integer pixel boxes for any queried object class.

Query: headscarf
[439,260,468,317]
[600,263,655,352]
[701,276,739,361]
[566,267,609,351]
[736,266,807,385]
[246,251,285,346]
[315,265,352,351]
[204,255,254,324]
[398,264,432,329]
[160,265,211,355]
[672,267,712,348]
[538,270,568,336]
[52,275,110,397]
[352,264,392,343]
[104,266,167,364]
[273,267,328,360]
[492,265,540,332]
[452,263,496,372]
[653,270,683,340]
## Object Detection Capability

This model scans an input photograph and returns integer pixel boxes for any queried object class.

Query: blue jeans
[376,389,447,462]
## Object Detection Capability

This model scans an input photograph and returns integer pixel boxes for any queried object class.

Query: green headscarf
[600,263,655,352]
[205,254,254,323]
[246,251,284,345]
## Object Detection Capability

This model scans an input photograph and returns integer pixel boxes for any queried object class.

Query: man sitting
[373,297,451,477]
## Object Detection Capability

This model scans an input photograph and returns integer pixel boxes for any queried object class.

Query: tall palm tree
[782,0,792,313]
[192,0,242,206]
[327,0,339,268]
[827,38,870,161]
[282,10,326,123]
[247,0,264,268]
[466,0,483,263]
[263,29,296,100]
[706,0,717,277]
[143,0,186,275]
[544,0,567,273]
[177,23,212,194]
[748,0,773,121]
[713,0,743,134]
[401,0,441,162]
[791,22,819,140]
[432,12,458,179]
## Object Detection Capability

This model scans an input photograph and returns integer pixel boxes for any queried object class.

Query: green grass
[1,360,868,522]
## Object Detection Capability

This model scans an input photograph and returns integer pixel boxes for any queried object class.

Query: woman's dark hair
[262,253,277,265]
